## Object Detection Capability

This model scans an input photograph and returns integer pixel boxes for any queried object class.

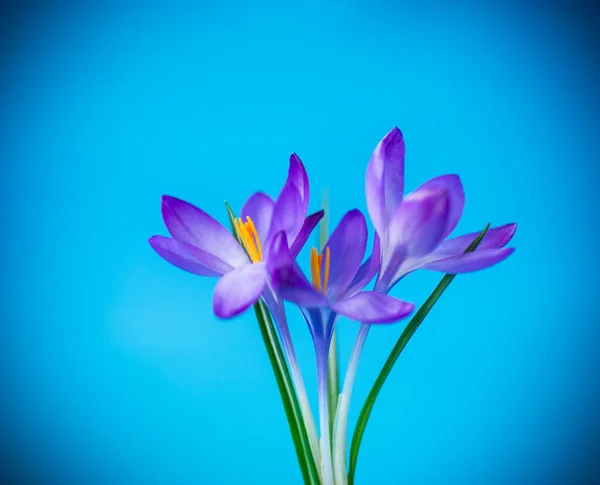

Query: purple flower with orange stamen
[269,209,414,485]
[148,153,323,318]
[366,127,517,293]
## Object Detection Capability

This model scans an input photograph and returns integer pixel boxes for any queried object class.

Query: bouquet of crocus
[149,128,516,485]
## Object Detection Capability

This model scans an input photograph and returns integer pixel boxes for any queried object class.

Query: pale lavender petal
[161,196,247,267]
[149,236,232,276]
[212,263,267,318]
[422,248,515,273]
[290,210,325,258]
[365,127,405,237]
[324,210,367,301]
[387,188,450,258]
[344,232,381,298]
[413,174,465,238]
[433,223,517,257]
[241,192,275,243]
[375,241,407,293]
[332,291,415,324]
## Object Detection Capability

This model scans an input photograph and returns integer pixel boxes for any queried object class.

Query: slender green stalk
[319,189,340,442]
[347,224,491,485]
[225,202,321,485]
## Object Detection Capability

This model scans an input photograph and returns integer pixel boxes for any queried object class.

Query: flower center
[310,246,330,295]
[233,216,263,263]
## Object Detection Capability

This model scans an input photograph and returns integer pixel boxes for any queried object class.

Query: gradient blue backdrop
[2,1,599,484]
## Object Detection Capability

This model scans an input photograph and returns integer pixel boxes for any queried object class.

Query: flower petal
[288,153,310,218]
[365,127,405,237]
[212,263,267,318]
[268,232,327,308]
[332,291,415,324]
[387,187,450,259]
[269,182,304,245]
[290,210,325,258]
[344,232,381,298]
[161,196,247,267]
[413,175,465,238]
[324,210,368,301]
[422,247,515,273]
[149,236,232,276]
[432,223,517,257]
[241,192,275,244]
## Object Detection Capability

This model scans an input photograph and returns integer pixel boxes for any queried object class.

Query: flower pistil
[309,247,330,295]
[233,216,263,263]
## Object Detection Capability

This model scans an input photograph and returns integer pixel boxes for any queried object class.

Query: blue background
[2,1,598,484]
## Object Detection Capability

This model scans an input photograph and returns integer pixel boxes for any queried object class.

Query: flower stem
[277,318,321,470]
[317,344,335,485]
[333,323,370,485]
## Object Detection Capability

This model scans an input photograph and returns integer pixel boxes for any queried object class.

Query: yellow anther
[310,248,321,291]
[234,216,263,263]
[322,246,330,295]
[310,246,331,295]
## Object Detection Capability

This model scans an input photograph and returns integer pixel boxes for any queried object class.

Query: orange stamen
[310,246,331,295]
[234,216,263,263]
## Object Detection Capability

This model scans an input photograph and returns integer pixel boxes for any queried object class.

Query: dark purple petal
[266,231,294,273]
[212,263,267,318]
[387,187,450,258]
[422,247,515,273]
[241,192,275,243]
[161,196,247,268]
[288,153,310,217]
[290,210,325,258]
[433,223,517,257]
[269,232,327,308]
[412,175,465,238]
[149,236,232,276]
[365,127,405,237]
[324,210,367,301]
[268,183,304,245]
[332,291,415,324]
[344,232,381,298]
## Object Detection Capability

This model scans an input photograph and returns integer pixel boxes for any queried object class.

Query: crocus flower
[366,127,516,293]
[149,153,323,317]
[270,209,415,485]
[149,154,324,463]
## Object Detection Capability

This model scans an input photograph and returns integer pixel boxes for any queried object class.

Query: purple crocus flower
[366,127,516,293]
[149,154,325,463]
[149,153,323,318]
[270,209,414,485]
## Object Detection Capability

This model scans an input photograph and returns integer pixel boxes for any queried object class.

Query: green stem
[347,224,491,485]
[226,202,320,485]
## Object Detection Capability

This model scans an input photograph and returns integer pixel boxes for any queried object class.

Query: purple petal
[290,210,325,258]
[149,236,232,276]
[270,237,326,309]
[332,291,415,324]
[365,127,405,237]
[266,231,294,273]
[241,192,275,244]
[269,182,304,245]
[413,175,465,238]
[344,232,381,298]
[422,247,515,273]
[161,196,247,268]
[212,263,267,318]
[387,187,450,259]
[433,223,517,257]
[324,210,367,301]
[288,153,310,218]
